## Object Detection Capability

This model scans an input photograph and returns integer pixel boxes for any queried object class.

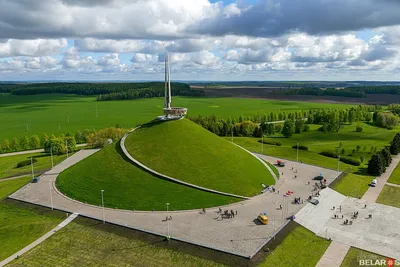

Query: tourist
[203,208,206,214]
[219,207,222,213]
[235,210,237,215]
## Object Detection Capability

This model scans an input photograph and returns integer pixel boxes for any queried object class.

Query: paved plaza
[9,150,340,257]
[296,190,400,260]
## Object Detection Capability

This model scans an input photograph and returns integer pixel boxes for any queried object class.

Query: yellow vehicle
[258,214,269,225]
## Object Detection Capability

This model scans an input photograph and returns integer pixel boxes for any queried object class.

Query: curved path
[9,150,340,258]
[120,127,273,199]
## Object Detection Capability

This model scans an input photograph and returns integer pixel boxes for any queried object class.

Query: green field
[388,161,400,185]
[0,93,355,142]
[266,161,280,179]
[340,247,386,267]
[376,185,400,208]
[57,142,239,211]
[8,216,226,267]
[0,152,71,180]
[331,173,371,198]
[0,177,64,261]
[259,224,331,267]
[125,119,274,196]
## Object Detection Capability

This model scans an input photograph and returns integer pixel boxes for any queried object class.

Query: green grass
[125,119,274,196]
[0,93,355,142]
[57,142,239,211]
[331,173,371,198]
[0,177,64,261]
[340,247,386,267]
[376,185,400,208]
[0,176,31,199]
[388,161,400,185]
[8,217,226,267]
[0,152,71,180]
[259,224,331,267]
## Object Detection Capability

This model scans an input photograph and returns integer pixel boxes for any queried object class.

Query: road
[0,144,87,158]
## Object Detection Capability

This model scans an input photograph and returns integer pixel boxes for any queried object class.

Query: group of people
[293,197,303,204]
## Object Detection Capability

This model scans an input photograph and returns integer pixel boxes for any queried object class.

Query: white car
[371,179,377,187]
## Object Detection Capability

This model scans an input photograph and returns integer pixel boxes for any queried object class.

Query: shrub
[340,156,361,166]
[355,126,363,132]
[259,140,282,146]
[303,124,310,132]
[292,145,308,151]
[16,158,38,168]
[319,151,338,158]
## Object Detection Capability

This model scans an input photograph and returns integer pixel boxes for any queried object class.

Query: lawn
[125,119,274,197]
[0,152,71,180]
[259,224,331,267]
[266,161,280,179]
[0,177,64,261]
[57,142,240,211]
[331,173,371,198]
[8,216,226,267]
[340,247,387,267]
[0,93,355,142]
[388,161,400,185]
[376,185,400,208]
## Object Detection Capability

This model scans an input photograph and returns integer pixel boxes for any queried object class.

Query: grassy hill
[56,142,239,211]
[125,119,274,197]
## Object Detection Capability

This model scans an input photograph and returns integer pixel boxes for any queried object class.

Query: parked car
[309,198,319,205]
[32,177,40,183]
[257,213,269,225]
[313,175,324,180]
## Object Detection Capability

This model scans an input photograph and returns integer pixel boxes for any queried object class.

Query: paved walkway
[0,212,79,266]
[362,155,400,202]
[387,182,400,188]
[0,144,87,158]
[316,241,350,267]
[9,150,340,258]
[0,175,30,182]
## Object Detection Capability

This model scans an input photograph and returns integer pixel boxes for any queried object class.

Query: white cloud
[0,39,67,58]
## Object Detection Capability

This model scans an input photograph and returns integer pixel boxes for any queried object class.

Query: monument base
[156,107,188,121]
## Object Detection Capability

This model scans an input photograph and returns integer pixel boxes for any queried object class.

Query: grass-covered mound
[56,142,239,211]
[125,119,274,197]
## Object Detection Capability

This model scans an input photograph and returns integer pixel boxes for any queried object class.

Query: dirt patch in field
[201,87,400,105]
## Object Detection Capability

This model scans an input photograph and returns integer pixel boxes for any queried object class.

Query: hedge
[292,145,308,151]
[16,158,38,168]
[319,151,338,158]
[259,140,282,146]
[340,156,361,166]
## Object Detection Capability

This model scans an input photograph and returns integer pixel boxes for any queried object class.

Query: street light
[338,156,341,171]
[296,142,299,162]
[65,140,69,158]
[261,134,264,155]
[166,202,170,239]
[49,180,53,210]
[101,190,105,224]
[50,146,54,169]
[30,157,34,179]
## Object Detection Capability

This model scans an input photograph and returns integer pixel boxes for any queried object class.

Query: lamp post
[31,157,34,179]
[65,140,69,158]
[166,202,170,239]
[296,142,299,162]
[261,134,264,155]
[231,131,233,143]
[338,156,340,171]
[101,190,105,224]
[49,180,53,210]
[50,146,54,169]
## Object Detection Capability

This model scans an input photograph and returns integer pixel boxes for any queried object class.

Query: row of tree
[367,133,400,176]
[373,111,400,129]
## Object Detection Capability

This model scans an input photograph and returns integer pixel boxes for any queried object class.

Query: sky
[1,0,400,81]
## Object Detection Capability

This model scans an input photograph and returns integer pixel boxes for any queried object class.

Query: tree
[75,130,84,143]
[295,119,305,134]
[1,139,10,153]
[367,153,386,176]
[19,136,29,150]
[303,124,310,132]
[356,126,363,132]
[10,138,19,152]
[44,137,65,155]
[282,119,294,138]
[65,136,77,152]
[29,135,40,149]
[380,148,392,167]
[390,133,400,155]
[40,133,49,147]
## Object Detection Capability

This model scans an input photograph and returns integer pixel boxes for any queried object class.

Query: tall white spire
[164,52,171,109]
